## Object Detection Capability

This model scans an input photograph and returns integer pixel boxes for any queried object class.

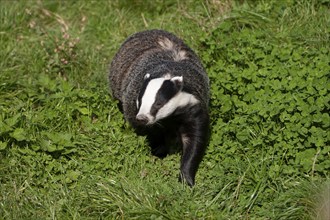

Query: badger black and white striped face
[136,74,199,125]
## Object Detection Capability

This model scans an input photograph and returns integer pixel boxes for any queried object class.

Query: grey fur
[109,29,209,126]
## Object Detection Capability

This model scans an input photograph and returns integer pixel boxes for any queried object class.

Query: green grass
[0,0,329,219]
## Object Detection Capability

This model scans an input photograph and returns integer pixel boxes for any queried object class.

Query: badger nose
[136,114,150,124]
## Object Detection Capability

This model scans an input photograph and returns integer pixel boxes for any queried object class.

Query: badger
[109,29,210,186]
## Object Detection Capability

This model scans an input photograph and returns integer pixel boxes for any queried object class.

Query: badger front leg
[147,131,169,158]
[179,107,209,186]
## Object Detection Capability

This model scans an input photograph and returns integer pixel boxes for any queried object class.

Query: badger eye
[154,102,162,108]
[153,99,164,109]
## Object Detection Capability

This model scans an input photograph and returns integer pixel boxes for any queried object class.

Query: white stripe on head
[158,37,187,61]
[155,92,199,121]
[136,77,166,121]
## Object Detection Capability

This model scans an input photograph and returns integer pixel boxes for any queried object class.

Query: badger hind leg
[116,101,124,113]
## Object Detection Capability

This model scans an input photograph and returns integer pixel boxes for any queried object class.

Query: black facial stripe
[150,80,179,116]
[137,76,152,110]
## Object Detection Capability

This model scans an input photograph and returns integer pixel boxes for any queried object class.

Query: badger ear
[164,73,171,79]
[144,73,150,80]
[171,76,183,90]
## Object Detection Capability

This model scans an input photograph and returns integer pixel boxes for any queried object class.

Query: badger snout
[136,113,153,125]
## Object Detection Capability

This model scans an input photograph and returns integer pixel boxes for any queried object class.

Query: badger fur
[109,29,209,186]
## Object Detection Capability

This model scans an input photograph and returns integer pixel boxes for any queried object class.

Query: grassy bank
[0,0,329,219]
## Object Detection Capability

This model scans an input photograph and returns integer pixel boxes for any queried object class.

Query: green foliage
[0,0,329,219]
[201,23,329,178]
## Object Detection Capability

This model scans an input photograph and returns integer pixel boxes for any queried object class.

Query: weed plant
[0,0,329,219]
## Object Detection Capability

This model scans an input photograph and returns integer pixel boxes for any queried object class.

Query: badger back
[109,30,209,126]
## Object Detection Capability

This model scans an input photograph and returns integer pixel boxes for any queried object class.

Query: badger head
[136,73,199,125]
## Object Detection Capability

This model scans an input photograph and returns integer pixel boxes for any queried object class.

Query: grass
[0,0,329,219]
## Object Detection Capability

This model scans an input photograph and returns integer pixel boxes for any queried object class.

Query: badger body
[109,30,209,186]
